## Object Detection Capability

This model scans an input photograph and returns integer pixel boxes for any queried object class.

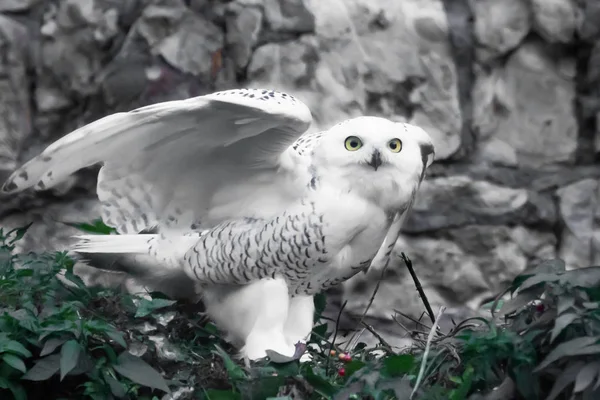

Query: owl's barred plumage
[1,88,435,361]
[185,201,327,290]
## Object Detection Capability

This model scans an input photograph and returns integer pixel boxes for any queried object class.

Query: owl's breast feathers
[183,190,393,295]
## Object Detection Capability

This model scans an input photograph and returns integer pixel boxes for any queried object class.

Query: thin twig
[327,300,347,375]
[410,306,446,399]
[394,309,432,331]
[359,321,394,353]
[344,261,389,352]
[401,253,435,325]
[345,327,367,352]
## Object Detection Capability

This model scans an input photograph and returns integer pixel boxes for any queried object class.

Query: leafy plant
[2,222,600,400]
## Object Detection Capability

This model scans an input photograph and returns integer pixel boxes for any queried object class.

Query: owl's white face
[312,116,434,212]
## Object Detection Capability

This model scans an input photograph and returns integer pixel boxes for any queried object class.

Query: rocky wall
[0,0,599,344]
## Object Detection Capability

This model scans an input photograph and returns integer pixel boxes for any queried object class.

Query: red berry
[338,368,346,377]
[536,304,545,312]
[330,349,337,356]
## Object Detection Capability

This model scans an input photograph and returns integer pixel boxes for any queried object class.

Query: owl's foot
[266,341,307,363]
[284,295,315,345]
[243,332,296,361]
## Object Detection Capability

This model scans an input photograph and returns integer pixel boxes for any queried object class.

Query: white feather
[74,234,156,254]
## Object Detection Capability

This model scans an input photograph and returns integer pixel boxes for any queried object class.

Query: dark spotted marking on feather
[212,88,299,104]
[37,180,46,190]
[3,181,17,192]
[18,171,28,180]
[42,156,52,162]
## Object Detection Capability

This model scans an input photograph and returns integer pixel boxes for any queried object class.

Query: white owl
[1,88,434,361]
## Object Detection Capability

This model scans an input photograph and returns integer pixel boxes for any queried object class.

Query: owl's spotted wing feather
[2,89,314,234]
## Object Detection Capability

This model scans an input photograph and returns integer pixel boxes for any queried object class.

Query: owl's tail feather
[73,234,157,254]
[70,234,200,300]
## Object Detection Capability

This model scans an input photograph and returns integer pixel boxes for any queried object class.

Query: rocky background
[0,0,599,347]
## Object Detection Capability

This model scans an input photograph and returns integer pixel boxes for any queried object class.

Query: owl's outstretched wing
[2,89,314,234]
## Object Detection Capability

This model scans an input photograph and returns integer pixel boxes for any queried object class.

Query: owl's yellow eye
[388,138,402,153]
[344,136,362,151]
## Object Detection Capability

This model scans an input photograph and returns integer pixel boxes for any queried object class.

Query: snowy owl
[1,88,434,361]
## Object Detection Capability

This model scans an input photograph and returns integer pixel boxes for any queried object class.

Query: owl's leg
[284,295,315,345]
[242,278,296,360]
[202,277,295,361]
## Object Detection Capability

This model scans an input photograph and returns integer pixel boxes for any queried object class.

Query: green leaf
[7,381,27,400]
[532,259,566,274]
[0,340,32,358]
[69,351,95,376]
[60,340,82,380]
[2,354,26,373]
[22,354,61,381]
[535,337,600,371]
[64,219,118,235]
[213,345,246,381]
[343,360,366,379]
[314,293,327,321]
[204,389,241,400]
[304,366,338,397]
[41,337,68,356]
[378,376,413,400]
[104,372,127,398]
[559,267,600,288]
[497,288,544,318]
[238,375,284,399]
[557,295,576,315]
[310,323,328,342]
[105,329,127,348]
[550,313,579,343]
[546,361,584,400]
[39,321,76,341]
[113,351,170,393]
[6,223,33,244]
[565,344,600,357]
[381,354,414,377]
[134,298,177,318]
[574,362,600,393]
[518,273,560,292]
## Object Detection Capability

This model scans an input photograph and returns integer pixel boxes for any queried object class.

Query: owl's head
[311,116,435,211]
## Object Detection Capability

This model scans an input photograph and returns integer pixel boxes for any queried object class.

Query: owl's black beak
[367,150,383,171]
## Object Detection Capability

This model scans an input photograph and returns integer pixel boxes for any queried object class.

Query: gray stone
[472,39,578,167]
[247,36,319,86]
[556,179,600,269]
[0,197,101,254]
[597,113,600,154]
[225,3,263,72]
[471,0,531,61]
[340,224,556,322]
[38,0,120,97]
[530,0,577,43]
[577,0,600,41]
[263,0,315,33]
[136,4,224,79]
[0,0,41,12]
[403,175,557,233]
[302,0,462,158]
[474,137,519,167]
[0,16,31,174]
[35,83,72,113]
